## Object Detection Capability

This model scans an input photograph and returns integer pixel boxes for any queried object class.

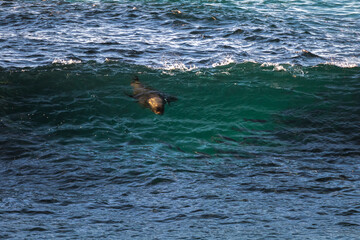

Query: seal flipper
[124,91,134,98]
[164,95,178,105]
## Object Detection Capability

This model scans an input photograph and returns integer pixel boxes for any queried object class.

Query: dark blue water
[1,1,359,239]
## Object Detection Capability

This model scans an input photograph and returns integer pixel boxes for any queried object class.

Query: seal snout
[154,107,164,115]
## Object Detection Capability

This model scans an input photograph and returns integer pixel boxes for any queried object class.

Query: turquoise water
[1,1,360,239]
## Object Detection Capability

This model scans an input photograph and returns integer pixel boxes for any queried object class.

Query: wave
[1,58,359,76]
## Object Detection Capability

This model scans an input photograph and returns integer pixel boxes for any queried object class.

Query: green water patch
[1,62,359,160]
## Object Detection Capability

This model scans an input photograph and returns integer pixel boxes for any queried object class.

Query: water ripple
[1,1,359,68]
[1,1,360,239]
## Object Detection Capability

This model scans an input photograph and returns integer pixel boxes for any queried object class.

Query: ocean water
[1,0,360,239]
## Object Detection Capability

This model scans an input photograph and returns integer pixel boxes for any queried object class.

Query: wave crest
[52,58,82,65]
[212,56,235,68]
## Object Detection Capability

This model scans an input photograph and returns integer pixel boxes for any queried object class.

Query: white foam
[212,56,235,68]
[52,58,82,65]
[261,62,287,71]
[324,60,358,68]
[105,58,119,63]
[160,59,197,71]
[274,65,286,71]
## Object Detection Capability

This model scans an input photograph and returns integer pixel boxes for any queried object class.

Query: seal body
[129,77,176,115]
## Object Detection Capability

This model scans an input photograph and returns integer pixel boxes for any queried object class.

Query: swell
[1,62,359,162]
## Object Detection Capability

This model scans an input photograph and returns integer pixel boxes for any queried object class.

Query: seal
[128,76,177,115]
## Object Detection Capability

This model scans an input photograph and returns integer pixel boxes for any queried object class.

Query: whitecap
[158,58,197,72]
[261,62,287,71]
[52,58,82,65]
[212,56,235,68]
[324,60,358,68]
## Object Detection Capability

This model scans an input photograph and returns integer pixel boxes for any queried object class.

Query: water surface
[1,0,359,239]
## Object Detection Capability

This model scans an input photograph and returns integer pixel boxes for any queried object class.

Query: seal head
[147,95,164,115]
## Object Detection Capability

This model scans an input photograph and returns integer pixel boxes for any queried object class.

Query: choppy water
[1,0,360,239]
